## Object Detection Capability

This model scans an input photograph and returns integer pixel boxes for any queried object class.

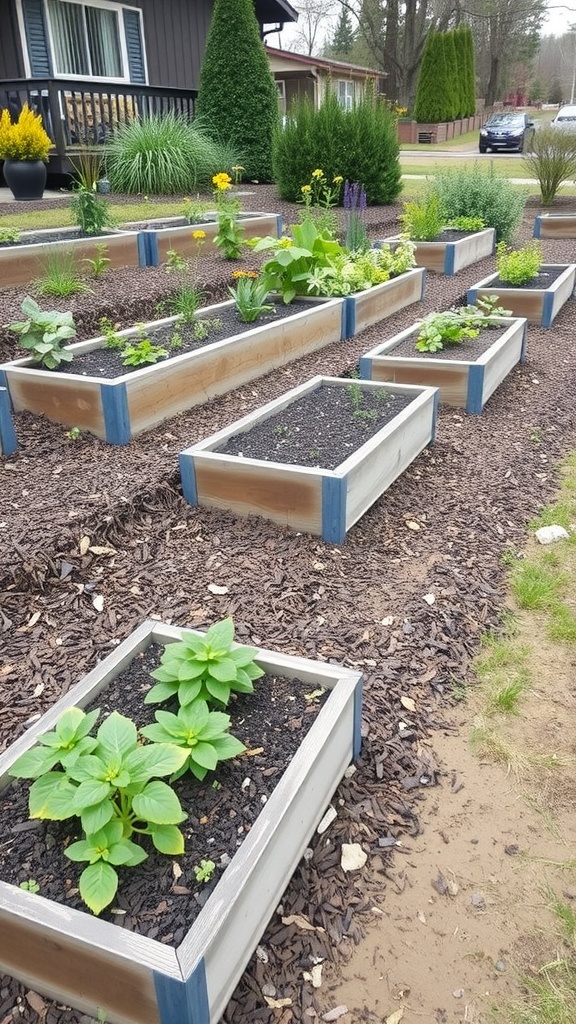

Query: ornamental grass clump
[496,241,542,285]
[0,104,51,161]
[522,125,576,206]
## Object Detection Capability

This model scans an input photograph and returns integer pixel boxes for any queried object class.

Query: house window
[337,80,355,111]
[276,80,286,118]
[46,0,139,80]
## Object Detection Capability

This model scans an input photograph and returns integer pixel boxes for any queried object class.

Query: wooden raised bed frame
[119,213,283,265]
[343,267,425,336]
[467,264,576,327]
[0,387,17,456]
[533,214,576,240]
[359,317,527,414]
[179,375,439,544]
[0,620,363,1024]
[375,228,495,275]
[0,298,345,445]
[0,227,144,289]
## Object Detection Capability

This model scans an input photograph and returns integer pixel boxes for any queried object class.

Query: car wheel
[479,145,487,153]
[518,138,524,153]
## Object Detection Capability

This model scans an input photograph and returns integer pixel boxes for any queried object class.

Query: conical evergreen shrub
[195,0,279,180]
[413,31,450,123]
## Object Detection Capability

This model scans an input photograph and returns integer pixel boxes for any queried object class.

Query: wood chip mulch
[1,185,575,1023]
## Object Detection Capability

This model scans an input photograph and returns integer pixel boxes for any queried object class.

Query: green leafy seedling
[145,617,264,708]
[65,819,147,916]
[193,859,216,883]
[7,295,76,370]
[121,338,168,367]
[19,879,40,893]
[140,700,246,781]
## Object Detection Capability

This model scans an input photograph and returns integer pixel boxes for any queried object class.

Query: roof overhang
[254,0,298,26]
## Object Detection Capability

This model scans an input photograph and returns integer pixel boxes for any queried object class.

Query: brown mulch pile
[1,185,576,1023]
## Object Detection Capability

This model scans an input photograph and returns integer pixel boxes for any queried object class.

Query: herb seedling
[19,879,40,893]
[99,316,125,350]
[82,244,110,278]
[165,284,203,322]
[6,296,76,370]
[145,617,263,708]
[192,317,221,341]
[141,700,246,781]
[0,227,20,244]
[193,859,216,883]
[65,426,82,441]
[170,330,183,349]
[496,241,542,285]
[166,248,189,272]
[121,334,168,367]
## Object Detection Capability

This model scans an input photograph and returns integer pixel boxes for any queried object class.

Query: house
[265,46,387,117]
[0,0,298,172]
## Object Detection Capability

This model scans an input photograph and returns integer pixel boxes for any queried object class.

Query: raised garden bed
[179,375,439,543]
[119,213,283,266]
[466,264,576,327]
[343,267,426,336]
[359,316,527,414]
[0,227,145,289]
[0,297,345,444]
[533,213,576,239]
[0,386,17,456]
[375,228,496,275]
[0,619,362,1024]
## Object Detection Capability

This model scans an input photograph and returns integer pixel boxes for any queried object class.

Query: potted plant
[359,299,527,414]
[179,375,439,543]
[0,618,363,1024]
[0,104,51,201]
[0,291,347,444]
[376,193,496,275]
[467,241,576,327]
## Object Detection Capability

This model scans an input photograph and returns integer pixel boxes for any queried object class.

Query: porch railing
[0,79,197,157]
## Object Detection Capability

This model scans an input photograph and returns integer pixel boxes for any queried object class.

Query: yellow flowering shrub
[0,104,52,161]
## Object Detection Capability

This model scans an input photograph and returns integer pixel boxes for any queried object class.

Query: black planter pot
[2,158,47,201]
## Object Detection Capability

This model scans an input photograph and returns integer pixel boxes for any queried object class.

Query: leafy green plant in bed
[9,707,189,915]
[159,283,204,323]
[400,192,445,241]
[141,700,246,780]
[121,335,169,367]
[82,244,110,278]
[415,296,512,353]
[99,316,125,350]
[228,272,274,322]
[446,215,485,232]
[194,859,216,883]
[0,227,20,243]
[69,151,115,236]
[496,241,542,285]
[251,219,343,303]
[6,296,76,369]
[182,197,211,224]
[432,163,525,242]
[145,617,263,708]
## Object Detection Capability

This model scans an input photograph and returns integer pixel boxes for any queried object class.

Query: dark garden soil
[0,642,326,941]
[389,323,510,360]
[218,383,414,469]
[1,186,576,1023]
[0,228,122,248]
[30,299,324,379]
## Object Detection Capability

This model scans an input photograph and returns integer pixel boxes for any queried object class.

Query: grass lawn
[400,155,531,176]
[0,200,185,232]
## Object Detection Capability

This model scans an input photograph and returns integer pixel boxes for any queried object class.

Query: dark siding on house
[136,0,212,90]
[0,0,26,78]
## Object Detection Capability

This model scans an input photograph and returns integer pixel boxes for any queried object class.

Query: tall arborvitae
[452,27,467,119]
[413,31,450,123]
[195,0,279,180]
[442,32,460,120]
[463,24,477,116]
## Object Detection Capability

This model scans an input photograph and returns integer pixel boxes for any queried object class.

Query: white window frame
[16,0,148,84]
[276,79,286,117]
[337,79,355,111]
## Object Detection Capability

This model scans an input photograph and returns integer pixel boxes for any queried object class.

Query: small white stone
[340,843,367,872]
[317,805,337,834]
[535,525,570,545]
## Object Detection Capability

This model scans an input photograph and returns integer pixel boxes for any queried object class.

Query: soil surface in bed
[1,186,576,1024]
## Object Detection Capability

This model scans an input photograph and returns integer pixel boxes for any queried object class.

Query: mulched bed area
[218,383,414,469]
[0,643,327,940]
[0,229,121,248]
[1,184,576,1022]
[388,323,510,360]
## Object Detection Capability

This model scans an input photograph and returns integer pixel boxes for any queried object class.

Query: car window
[556,116,576,122]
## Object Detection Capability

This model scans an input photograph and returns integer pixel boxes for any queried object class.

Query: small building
[265,45,387,116]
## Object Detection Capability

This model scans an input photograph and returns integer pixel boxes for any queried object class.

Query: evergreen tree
[413,31,450,123]
[195,0,279,181]
[443,32,460,120]
[452,26,468,119]
[327,9,355,59]
[464,25,477,117]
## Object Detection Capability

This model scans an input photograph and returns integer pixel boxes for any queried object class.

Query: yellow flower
[212,171,232,191]
[192,230,206,240]
[333,175,343,184]
[231,269,259,279]
[311,168,324,178]
[300,184,312,194]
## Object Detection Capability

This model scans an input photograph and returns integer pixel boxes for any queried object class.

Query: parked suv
[479,112,535,153]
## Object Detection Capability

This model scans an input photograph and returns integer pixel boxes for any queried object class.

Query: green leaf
[132,780,186,825]
[233,670,256,693]
[204,617,234,651]
[65,839,96,863]
[149,823,185,855]
[29,773,77,820]
[139,723,175,745]
[178,678,204,706]
[106,840,146,867]
[210,734,246,759]
[196,710,232,739]
[190,742,218,771]
[9,746,60,780]
[80,798,115,834]
[177,659,206,682]
[55,707,92,746]
[177,702,210,733]
[96,712,138,760]
[72,779,112,812]
[124,743,188,782]
[79,861,118,915]
[205,678,231,704]
[229,645,259,667]
[208,657,238,682]
[66,754,108,783]
[144,680,179,703]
